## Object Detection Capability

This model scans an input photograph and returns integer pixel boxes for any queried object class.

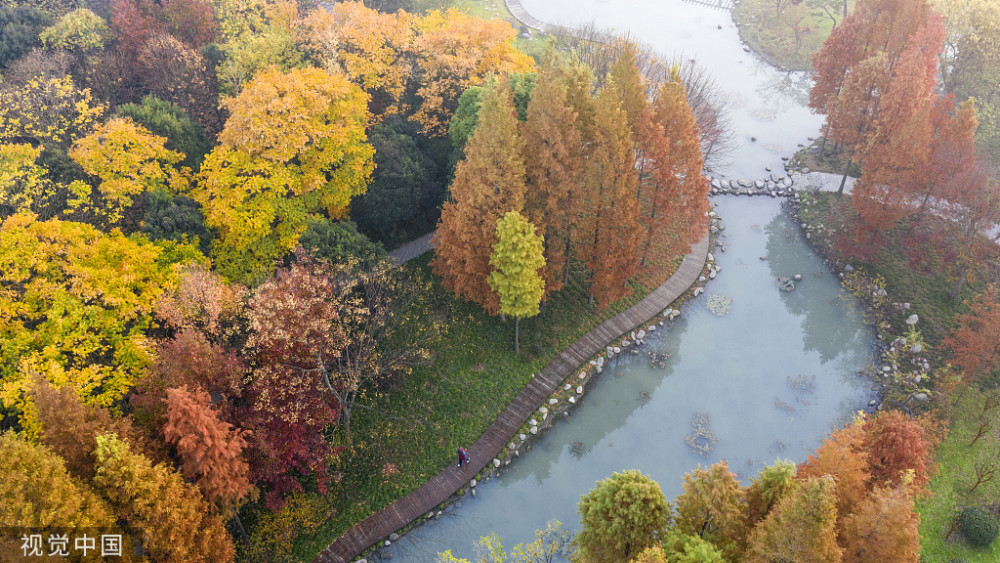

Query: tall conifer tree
[522,59,583,294]
[433,77,526,315]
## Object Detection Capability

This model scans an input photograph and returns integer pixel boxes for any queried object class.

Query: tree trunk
[232,507,250,544]
[838,158,853,194]
[949,264,968,300]
[514,316,520,354]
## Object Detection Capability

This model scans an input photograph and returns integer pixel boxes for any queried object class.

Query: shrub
[958,506,999,547]
[946,559,971,563]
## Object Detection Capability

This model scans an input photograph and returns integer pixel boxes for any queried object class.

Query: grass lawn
[918,386,1000,561]
[794,191,983,350]
[236,236,688,560]
[732,0,855,71]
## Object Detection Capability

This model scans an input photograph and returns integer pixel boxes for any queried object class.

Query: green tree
[116,95,210,170]
[0,6,51,67]
[351,117,434,235]
[672,462,747,560]
[576,470,673,563]
[140,189,212,254]
[448,73,536,155]
[744,460,796,528]
[298,218,386,269]
[488,211,545,354]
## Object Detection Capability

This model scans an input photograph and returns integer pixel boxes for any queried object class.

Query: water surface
[387,197,874,562]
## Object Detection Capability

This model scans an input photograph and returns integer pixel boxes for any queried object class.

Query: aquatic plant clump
[705,294,733,316]
[786,374,816,394]
[685,411,719,456]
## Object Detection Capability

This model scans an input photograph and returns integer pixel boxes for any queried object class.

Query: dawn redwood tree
[432,77,526,315]
[521,59,583,294]
[797,422,872,526]
[862,410,939,490]
[93,433,235,562]
[637,72,709,267]
[163,386,254,538]
[488,211,545,354]
[943,285,1000,382]
[577,82,642,309]
[810,0,937,193]
[744,460,797,529]
[576,470,673,563]
[839,479,921,563]
[743,476,842,563]
[672,461,747,560]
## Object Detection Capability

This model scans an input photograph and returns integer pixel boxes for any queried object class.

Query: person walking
[457,447,470,468]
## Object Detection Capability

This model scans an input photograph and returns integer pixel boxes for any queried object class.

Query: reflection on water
[385,198,874,562]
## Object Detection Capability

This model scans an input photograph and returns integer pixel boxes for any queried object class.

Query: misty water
[382,1,873,561]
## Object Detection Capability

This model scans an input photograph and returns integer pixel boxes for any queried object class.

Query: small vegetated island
[0,0,998,561]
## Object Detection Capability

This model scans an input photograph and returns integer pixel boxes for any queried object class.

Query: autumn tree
[138,33,223,135]
[637,71,709,267]
[810,0,937,193]
[410,8,534,136]
[161,0,217,47]
[0,431,117,531]
[576,470,673,563]
[93,433,235,562]
[243,257,346,506]
[109,0,163,54]
[297,2,413,115]
[797,422,871,525]
[839,479,920,563]
[745,460,796,528]
[577,83,642,309]
[862,410,939,490]
[522,59,584,294]
[39,8,110,52]
[943,285,1000,383]
[0,213,185,417]
[0,75,105,149]
[488,211,545,354]
[672,462,747,560]
[216,3,305,97]
[743,476,842,563]
[67,116,188,226]
[0,142,51,219]
[28,371,161,479]
[432,78,526,315]
[163,386,254,512]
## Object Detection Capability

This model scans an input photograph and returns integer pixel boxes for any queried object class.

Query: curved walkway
[387,232,435,265]
[313,235,709,563]
[504,0,615,42]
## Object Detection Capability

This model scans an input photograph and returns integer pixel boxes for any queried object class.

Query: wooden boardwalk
[313,235,709,563]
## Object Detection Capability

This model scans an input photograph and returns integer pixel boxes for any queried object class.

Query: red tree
[163,386,254,509]
[162,0,217,47]
[244,256,346,508]
[943,285,1000,381]
[862,411,939,490]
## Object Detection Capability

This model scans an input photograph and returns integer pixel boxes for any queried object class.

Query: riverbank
[731,0,854,71]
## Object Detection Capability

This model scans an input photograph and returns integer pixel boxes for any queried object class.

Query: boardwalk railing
[313,235,709,563]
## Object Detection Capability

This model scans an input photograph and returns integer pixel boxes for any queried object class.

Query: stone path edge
[312,234,709,563]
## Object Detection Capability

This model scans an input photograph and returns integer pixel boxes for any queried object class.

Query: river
[380,1,872,560]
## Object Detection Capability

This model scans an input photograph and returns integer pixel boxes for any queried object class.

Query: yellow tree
[93,434,235,562]
[411,8,534,136]
[67,117,188,226]
[672,462,748,560]
[0,75,105,149]
[488,211,545,354]
[297,2,414,115]
[0,213,186,418]
[0,143,50,218]
[196,66,374,281]
[744,476,842,563]
[433,78,526,315]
